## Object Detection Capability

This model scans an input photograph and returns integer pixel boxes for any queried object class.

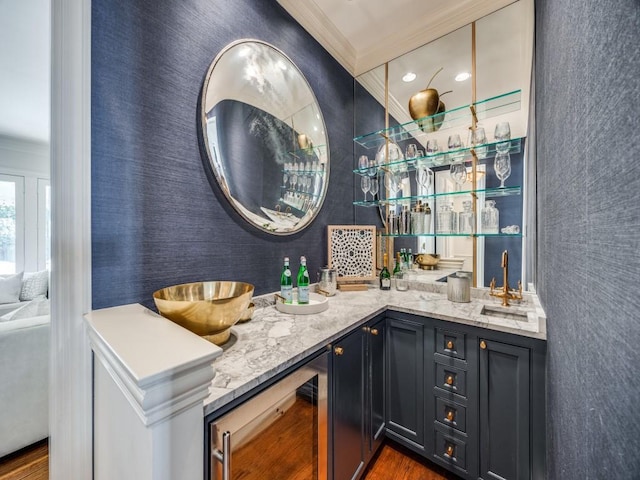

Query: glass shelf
[287,144,328,159]
[380,233,523,238]
[353,90,522,149]
[353,186,521,207]
[352,138,523,176]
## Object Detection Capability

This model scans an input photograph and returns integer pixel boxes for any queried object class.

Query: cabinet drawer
[435,363,467,397]
[434,430,467,471]
[435,328,466,360]
[435,397,467,433]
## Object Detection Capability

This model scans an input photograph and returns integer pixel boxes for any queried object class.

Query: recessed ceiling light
[402,72,417,83]
[455,72,471,82]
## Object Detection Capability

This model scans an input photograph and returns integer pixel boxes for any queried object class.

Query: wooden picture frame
[327,225,377,283]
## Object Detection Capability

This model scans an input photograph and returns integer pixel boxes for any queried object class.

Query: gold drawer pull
[445,444,455,457]
[446,409,455,422]
[480,340,487,349]
[370,328,379,336]
[445,375,454,386]
[334,347,344,356]
[446,340,454,350]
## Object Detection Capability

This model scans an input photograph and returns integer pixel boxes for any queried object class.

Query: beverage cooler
[208,352,329,480]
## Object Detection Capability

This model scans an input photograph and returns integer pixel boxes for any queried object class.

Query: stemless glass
[448,134,464,162]
[426,139,444,165]
[405,144,418,162]
[494,152,512,188]
[358,155,369,173]
[469,126,488,159]
[494,121,511,153]
[360,176,371,201]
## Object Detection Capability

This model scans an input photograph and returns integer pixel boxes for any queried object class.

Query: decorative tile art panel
[327,226,376,282]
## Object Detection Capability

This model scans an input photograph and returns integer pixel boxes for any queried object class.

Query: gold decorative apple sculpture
[408,67,451,133]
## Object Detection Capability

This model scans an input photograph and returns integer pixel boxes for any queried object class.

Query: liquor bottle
[380,253,391,290]
[280,257,293,304]
[393,252,402,277]
[297,256,310,304]
[407,248,414,269]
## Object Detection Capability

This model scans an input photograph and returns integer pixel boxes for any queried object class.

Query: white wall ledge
[86,303,221,426]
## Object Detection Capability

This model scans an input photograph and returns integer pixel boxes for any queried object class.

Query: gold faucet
[489,250,523,307]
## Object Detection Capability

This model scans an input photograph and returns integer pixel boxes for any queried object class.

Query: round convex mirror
[200,40,330,235]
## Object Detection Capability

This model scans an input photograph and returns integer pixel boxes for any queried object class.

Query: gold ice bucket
[153,281,254,345]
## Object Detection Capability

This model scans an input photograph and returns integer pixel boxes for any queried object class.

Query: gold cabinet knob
[445,444,454,457]
[480,340,487,350]
[445,375,454,386]
[370,328,379,336]
[446,409,455,422]
[446,340,454,349]
[334,346,344,356]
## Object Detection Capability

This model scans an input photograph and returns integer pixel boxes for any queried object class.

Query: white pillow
[0,272,24,304]
[0,296,50,322]
[20,270,49,301]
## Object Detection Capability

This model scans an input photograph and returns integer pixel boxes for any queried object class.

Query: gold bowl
[415,253,440,270]
[153,281,254,345]
[237,302,255,323]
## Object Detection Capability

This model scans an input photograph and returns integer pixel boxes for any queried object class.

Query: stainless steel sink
[480,305,529,321]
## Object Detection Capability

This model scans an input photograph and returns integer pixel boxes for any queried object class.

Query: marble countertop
[204,282,546,416]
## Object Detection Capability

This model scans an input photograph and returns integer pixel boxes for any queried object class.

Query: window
[0,173,50,274]
[0,175,25,274]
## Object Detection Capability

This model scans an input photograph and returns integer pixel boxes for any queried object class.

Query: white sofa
[0,273,50,458]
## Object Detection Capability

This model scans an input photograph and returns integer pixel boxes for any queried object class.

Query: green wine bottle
[297,256,310,304]
[380,253,391,290]
[280,257,293,304]
[393,252,402,277]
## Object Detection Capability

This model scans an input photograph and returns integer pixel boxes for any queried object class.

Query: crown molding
[277,0,357,74]
[278,0,517,77]
[354,0,517,75]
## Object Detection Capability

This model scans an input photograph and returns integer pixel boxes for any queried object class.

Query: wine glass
[360,176,371,201]
[358,155,369,173]
[283,171,288,187]
[494,152,512,188]
[450,162,468,190]
[384,169,399,198]
[369,174,379,200]
[494,121,511,153]
[417,166,434,196]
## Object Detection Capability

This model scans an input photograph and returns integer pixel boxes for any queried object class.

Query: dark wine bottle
[380,253,391,290]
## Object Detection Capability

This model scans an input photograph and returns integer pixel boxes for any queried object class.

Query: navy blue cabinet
[385,313,426,455]
[384,311,546,480]
[331,315,386,480]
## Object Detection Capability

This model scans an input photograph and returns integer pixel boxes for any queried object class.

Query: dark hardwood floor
[0,422,460,480]
[0,440,48,480]
[363,441,462,480]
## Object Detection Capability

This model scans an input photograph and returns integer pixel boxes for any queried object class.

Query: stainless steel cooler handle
[211,428,231,480]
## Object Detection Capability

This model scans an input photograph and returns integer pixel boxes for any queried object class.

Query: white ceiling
[0,0,50,144]
[277,0,517,76]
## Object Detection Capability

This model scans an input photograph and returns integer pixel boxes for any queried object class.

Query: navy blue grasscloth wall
[536,0,640,478]
[91,0,355,309]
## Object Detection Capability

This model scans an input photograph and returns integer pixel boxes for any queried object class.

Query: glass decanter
[458,200,475,234]
[481,200,499,234]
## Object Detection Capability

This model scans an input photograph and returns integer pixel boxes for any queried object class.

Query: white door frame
[50,0,93,478]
